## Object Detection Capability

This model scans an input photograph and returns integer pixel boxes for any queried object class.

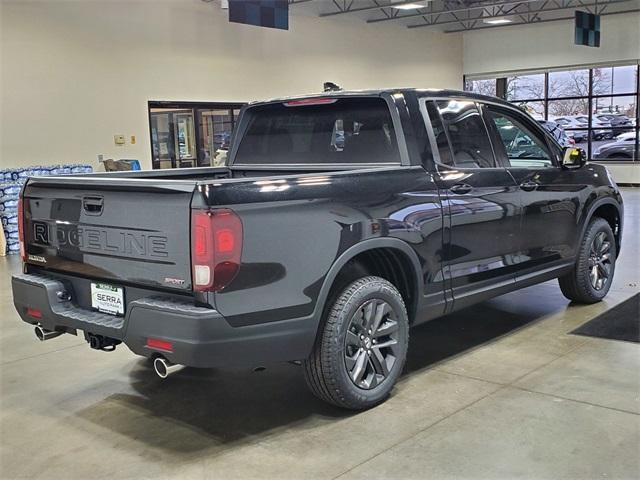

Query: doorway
[148,102,245,169]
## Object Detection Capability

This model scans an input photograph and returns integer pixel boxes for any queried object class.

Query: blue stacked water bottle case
[0,164,93,255]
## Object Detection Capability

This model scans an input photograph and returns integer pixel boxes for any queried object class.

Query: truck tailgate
[22,177,196,292]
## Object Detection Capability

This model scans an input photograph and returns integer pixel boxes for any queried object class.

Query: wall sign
[229,0,289,30]
[575,11,600,47]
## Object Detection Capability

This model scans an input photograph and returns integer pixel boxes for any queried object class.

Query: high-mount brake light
[191,209,243,292]
[284,98,338,107]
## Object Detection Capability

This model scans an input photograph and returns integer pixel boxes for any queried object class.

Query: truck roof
[250,88,510,108]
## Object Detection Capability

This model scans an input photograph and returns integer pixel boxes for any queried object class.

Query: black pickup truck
[12,89,623,409]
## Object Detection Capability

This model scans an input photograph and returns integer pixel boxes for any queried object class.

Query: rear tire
[303,276,409,410]
[558,218,616,304]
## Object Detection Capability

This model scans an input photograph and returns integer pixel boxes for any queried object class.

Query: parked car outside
[593,135,638,160]
[577,115,614,140]
[597,114,634,136]
[552,116,588,142]
[616,131,636,142]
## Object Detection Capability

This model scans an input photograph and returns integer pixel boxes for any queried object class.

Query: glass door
[198,109,240,167]
[150,109,176,169]
[175,112,196,168]
[149,102,245,169]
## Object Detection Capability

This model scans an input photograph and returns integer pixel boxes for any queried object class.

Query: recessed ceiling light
[483,17,513,24]
[392,2,427,10]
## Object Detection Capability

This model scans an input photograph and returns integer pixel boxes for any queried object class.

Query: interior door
[425,99,521,310]
[483,103,584,282]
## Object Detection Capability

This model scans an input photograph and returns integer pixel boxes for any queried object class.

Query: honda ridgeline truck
[12,89,623,409]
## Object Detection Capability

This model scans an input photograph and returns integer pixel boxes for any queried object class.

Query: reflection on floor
[1,189,638,479]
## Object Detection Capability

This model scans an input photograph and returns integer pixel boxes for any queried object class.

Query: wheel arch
[311,238,424,336]
[580,197,623,254]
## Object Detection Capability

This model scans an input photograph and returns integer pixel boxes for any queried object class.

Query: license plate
[91,283,125,316]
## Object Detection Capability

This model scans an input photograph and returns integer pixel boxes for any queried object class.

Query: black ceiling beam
[368,0,542,22]
[319,0,426,16]
[442,6,640,31]
[408,0,633,28]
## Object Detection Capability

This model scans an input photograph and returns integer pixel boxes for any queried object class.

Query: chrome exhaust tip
[153,357,184,379]
[34,325,63,342]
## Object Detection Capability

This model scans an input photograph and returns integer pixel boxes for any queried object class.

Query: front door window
[485,107,553,168]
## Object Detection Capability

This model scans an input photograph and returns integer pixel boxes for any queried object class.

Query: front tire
[559,218,616,304]
[303,276,409,410]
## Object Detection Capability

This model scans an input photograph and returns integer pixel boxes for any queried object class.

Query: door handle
[519,181,539,192]
[449,183,473,195]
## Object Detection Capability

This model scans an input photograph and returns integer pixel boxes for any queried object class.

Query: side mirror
[562,147,586,169]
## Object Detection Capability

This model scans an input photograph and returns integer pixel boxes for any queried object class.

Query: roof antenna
[323,82,342,92]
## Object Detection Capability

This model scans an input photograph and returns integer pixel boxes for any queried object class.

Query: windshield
[234,97,400,165]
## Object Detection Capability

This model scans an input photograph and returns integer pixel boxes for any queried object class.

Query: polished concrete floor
[1,189,639,480]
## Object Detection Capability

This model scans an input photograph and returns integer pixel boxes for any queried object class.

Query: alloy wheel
[588,231,612,291]
[344,299,400,390]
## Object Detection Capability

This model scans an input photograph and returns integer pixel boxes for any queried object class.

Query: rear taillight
[191,209,242,292]
[17,196,26,261]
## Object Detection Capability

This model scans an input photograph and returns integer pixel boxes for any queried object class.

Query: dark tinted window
[486,107,553,168]
[234,97,400,165]
[435,100,496,168]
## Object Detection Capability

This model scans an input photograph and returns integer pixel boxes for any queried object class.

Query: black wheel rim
[588,231,612,291]
[344,299,400,390]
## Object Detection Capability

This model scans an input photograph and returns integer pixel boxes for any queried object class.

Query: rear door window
[234,97,400,165]
[432,100,496,169]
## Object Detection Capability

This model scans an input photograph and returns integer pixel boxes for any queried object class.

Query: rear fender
[309,238,423,338]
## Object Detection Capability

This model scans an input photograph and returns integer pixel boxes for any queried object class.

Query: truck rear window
[234,97,400,165]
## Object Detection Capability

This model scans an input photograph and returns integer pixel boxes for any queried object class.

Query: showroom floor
[1,190,638,480]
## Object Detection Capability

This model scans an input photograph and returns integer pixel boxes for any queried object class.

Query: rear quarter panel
[200,167,444,327]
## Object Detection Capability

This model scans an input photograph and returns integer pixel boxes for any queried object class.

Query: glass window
[486,107,552,168]
[593,95,637,123]
[548,69,589,98]
[487,64,638,162]
[464,78,497,96]
[434,100,496,169]
[506,74,545,101]
[547,101,589,150]
[593,65,638,95]
[235,97,400,165]
[512,101,545,118]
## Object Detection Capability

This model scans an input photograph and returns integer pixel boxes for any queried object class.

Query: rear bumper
[12,273,316,368]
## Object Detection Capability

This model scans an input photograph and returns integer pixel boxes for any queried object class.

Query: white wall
[463,13,640,76]
[0,0,463,170]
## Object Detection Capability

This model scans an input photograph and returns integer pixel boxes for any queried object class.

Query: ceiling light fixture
[392,2,428,10]
[483,17,513,24]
